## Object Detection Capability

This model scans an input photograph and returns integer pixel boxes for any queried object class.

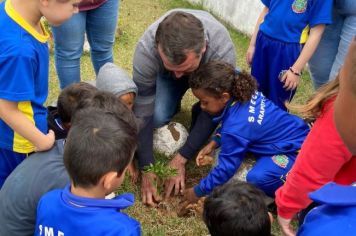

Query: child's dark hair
[203,181,271,236]
[189,61,257,103]
[57,82,98,124]
[64,94,138,188]
[76,91,138,132]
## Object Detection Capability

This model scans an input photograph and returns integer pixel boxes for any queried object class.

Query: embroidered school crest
[292,0,307,13]
[272,155,289,168]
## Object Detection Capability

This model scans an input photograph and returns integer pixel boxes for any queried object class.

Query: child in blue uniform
[34,107,140,235]
[297,182,356,236]
[0,0,80,188]
[183,61,309,204]
[246,0,333,110]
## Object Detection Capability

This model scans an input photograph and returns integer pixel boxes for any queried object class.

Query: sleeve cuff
[194,185,207,198]
[211,135,221,147]
[277,208,296,219]
[179,143,196,160]
[138,156,155,170]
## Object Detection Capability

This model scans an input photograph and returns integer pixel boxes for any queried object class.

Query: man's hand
[141,171,161,207]
[277,215,296,236]
[164,153,187,199]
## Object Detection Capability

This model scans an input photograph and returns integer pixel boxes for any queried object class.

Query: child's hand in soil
[182,187,199,205]
[196,140,217,166]
[196,155,214,166]
[177,197,205,217]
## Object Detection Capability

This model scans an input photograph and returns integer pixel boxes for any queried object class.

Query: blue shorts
[251,31,301,110]
[0,148,27,189]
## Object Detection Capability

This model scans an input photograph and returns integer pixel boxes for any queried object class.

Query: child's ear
[268,212,274,224]
[201,41,207,55]
[63,122,71,131]
[102,171,121,191]
[221,92,231,103]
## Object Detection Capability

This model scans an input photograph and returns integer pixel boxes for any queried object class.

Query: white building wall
[187,0,264,36]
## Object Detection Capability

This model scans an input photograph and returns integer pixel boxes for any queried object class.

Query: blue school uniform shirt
[35,185,141,236]
[195,92,309,197]
[298,183,356,236]
[260,0,333,43]
[0,0,49,153]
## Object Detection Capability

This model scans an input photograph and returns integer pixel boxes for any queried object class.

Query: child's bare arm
[0,99,55,152]
[246,6,269,65]
[335,38,356,154]
[281,24,326,90]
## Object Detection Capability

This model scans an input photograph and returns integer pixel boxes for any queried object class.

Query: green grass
[47,0,314,235]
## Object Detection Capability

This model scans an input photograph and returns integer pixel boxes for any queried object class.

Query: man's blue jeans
[153,72,189,127]
[52,0,119,89]
[153,72,217,159]
[309,0,356,89]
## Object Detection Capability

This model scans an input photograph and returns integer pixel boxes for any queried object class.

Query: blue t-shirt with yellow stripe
[0,0,49,153]
[260,0,332,43]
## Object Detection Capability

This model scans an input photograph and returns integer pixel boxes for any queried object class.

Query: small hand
[277,215,296,236]
[178,195,205,217]
[280,70,300,91]
[246,45,256,65]
[164,153,187,199]
[196,141,216,166]
[196,155,214,167]
[182,187,199,204]
[141,171,161,207]
[35,130,55,152]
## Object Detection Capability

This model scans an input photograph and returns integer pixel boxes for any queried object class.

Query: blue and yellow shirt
[0,0,49,153]
[260,0,332,43]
